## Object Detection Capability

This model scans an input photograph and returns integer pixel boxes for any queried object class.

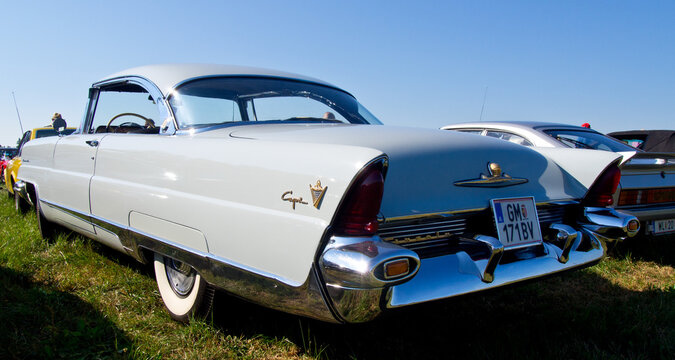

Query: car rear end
[614,152,675,236]
[312,128,639,323]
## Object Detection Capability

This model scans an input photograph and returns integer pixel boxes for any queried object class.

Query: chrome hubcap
[165,257,196,297]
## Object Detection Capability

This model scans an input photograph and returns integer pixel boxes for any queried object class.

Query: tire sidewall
[154,253,205,322]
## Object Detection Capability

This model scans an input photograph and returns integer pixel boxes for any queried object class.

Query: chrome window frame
[90,76,176,135]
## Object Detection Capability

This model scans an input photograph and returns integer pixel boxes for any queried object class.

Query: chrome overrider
[13,180,34,206]
[317,206,639,323]
[580,207,641,242]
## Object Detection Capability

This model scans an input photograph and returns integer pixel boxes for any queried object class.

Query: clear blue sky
[1,0,673,147]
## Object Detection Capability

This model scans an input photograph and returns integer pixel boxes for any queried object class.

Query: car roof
[96,64,343,97]
[441,121,606,148]
[442,120,591,131]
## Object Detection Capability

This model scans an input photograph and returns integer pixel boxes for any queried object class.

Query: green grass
[0,189,673,359]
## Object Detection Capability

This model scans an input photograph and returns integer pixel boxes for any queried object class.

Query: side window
[485,130,533,146]
[248,96,347,122]
[170,93,242,128]
[456,129,484,134]
[89,84,162,134]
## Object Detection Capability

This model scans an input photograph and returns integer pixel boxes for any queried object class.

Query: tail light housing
[584,163,621,207]
[333,159,386,236]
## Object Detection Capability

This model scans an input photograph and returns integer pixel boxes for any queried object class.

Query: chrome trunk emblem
[454,162,528,188]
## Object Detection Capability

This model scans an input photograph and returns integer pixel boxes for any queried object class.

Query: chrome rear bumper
[318,207,638,323]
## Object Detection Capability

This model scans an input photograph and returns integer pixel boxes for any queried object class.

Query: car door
[44,92,103,234]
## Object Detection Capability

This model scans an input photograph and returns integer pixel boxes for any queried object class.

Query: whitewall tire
[153,253,214,322]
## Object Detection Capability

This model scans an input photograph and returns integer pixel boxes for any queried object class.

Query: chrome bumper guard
[13,180,33,206]
[319,207,639,323]
[581,207,640,241]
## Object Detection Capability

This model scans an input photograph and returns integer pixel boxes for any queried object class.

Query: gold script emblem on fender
[309,180,327,209]
[281,191,308,210]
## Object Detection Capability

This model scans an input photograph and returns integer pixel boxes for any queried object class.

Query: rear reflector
[384,258,410,279]
[628,219,640,232]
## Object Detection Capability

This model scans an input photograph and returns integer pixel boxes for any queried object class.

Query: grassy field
[0,188,673,359]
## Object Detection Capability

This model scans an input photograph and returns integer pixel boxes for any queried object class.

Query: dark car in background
[609,130,675,152]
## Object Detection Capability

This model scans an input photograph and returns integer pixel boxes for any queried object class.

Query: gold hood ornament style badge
[310,180,327,209]
[454,162,528,188]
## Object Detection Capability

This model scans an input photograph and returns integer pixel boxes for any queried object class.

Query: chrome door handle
[86,140,99,147]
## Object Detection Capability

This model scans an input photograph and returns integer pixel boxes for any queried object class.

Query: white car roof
[96,64,341,97]
[441,121,597,148]
[442,121,588,132]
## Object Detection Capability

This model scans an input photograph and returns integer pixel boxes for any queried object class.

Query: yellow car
[5,126,75,204]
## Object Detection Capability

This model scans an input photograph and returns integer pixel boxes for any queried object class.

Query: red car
[0,147,18,183]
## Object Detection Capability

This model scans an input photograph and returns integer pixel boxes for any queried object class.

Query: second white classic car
[442,121,675,237]
[15,65,639,323]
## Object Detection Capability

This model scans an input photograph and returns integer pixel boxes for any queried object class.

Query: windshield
[544,129,637,152]
[168,77,382,128]
[34,128,76,138]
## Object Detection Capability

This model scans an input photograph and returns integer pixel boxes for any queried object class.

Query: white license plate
[491,197,543,248]
[653,219,675,234]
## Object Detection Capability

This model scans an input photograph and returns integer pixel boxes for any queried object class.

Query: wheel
[35,189,59,240]
[154,253,214,322]
[14,188,29,213]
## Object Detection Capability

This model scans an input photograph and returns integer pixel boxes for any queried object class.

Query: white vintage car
[15,65,639,323]
[442,121,675,237]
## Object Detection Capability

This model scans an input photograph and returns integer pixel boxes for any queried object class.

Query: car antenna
[12,91,25,134]
[479,86,488,121]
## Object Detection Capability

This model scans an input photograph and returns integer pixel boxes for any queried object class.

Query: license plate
[491,197,543,248]
[653,219,675,234]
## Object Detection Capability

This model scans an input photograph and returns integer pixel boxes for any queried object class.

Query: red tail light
[584,164,621,207]
[333,160,386,236]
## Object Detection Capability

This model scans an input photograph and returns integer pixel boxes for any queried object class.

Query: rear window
[544,129,636,152]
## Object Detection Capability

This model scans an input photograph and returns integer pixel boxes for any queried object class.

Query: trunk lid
[225,124,592,218]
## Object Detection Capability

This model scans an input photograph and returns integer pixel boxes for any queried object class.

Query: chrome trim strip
[42,201,97,234]
[454,177,528,187]
[92,76,177,135]
[382,200,580,222]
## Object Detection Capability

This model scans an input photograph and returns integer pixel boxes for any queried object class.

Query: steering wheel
[106,113,154,133]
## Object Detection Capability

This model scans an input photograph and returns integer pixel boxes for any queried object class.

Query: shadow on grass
[209,266,674,359]
[0,266,132,359]
[607,233,675,267]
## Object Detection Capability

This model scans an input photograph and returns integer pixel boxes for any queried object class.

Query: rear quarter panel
[89,134,382,285]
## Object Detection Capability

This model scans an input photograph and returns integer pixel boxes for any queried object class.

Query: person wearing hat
[51,112,67,132]
[52,112,63,123]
